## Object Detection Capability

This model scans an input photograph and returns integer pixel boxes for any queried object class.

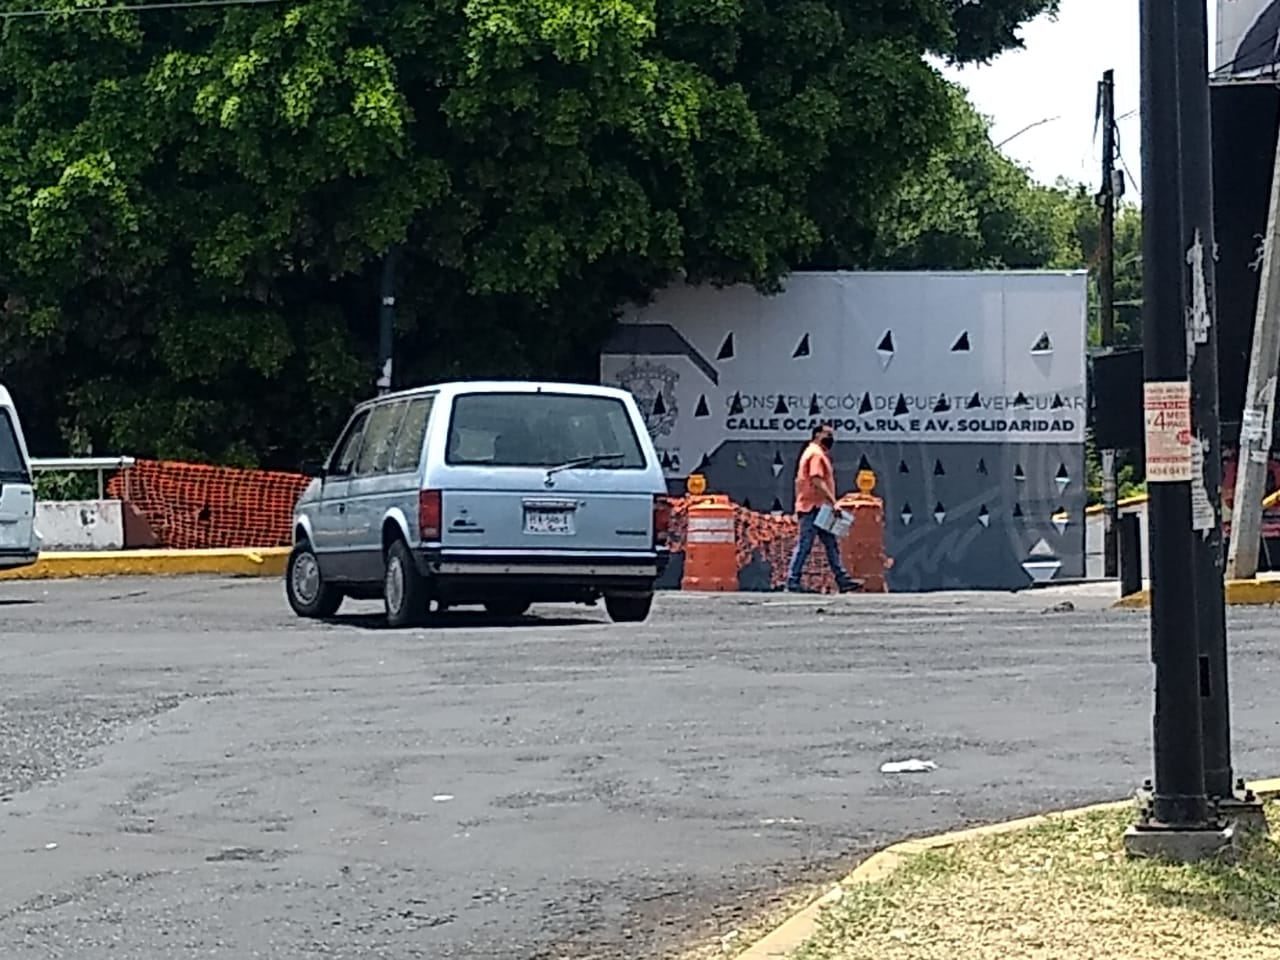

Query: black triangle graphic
[661,452,673,470]
[978,505,990,519]
[1057,464,1070,480]
[898,460,910,474]
[717,332,735,361]
[653,393,666,417]
[967,392,982,410]
[1013,503,1024,518]
[770,497,784,513]
[934,459,945,476]
[858,454,872,472]
[977,458,989,475]
[671,454,681,470]
[952,331,971,352]
[793,334,811,358]
[1013,392,1030,408]
[742,498,752,510]
[1052,394,1065,410]
[902,501,913,517]
[878,330,895,353]
[809,393,821,416]
[695,395,710,418]
[859,392,874,415]
[774,395,789,415]
[934,395,951,413]
[1014,464,1026,481]
[934,501,946,516]
[695,454,712,473]
[893,394,909,417]
[1032,332,1052,353]
[773,452,784,467]
[729,391,744,415]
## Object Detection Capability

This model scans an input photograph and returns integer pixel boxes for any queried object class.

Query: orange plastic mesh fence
[667,496,837,593]
[108,461,839,589]
[108,460,311,550]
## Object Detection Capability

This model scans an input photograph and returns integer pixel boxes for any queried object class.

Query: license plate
[524,509,574,535]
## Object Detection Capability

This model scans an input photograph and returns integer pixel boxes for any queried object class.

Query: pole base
[1123,822,1237,863]
[1216,795,1270,837]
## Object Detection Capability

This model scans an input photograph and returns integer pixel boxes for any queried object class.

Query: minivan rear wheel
[384,539,428,628]
[604,593,654,623]
[286,541,343,619]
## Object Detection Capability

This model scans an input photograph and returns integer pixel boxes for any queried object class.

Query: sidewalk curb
[1114,580,1280,609]
[0,548,290,581]
[734,779,1280,960]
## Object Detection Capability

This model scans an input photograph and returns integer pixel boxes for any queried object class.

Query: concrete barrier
[35,500,125,551]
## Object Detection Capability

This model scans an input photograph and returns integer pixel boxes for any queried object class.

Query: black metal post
[1119,513,1142,599]
[1172,0,1233,804]
[377,246,399,396]
[1138,0,1211,829]
[1099,69,1120,579]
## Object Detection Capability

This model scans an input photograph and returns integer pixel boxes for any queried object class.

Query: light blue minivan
[0,385,39,572]
[287,381,672,626]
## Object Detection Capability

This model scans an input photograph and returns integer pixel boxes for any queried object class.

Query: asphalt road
[3,579,1280,959]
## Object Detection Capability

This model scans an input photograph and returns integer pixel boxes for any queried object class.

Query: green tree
[0,0,1057,466]
[860,86,1086,271]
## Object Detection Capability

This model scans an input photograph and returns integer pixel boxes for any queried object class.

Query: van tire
[605,593,654,623]
[484,597,531,619]
[384,539,428,628]
[286,542,343,619]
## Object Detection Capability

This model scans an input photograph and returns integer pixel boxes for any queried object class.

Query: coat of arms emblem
[614,360,679,438]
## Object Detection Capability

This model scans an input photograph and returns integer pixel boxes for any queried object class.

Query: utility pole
[1173,0,1237,810]
[1098,69,1120,579]
[376,246,399,396]
[1225,122,1280,580]
[1124,0,1231,861]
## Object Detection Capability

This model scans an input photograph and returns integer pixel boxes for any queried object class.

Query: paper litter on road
[879,759,937,774]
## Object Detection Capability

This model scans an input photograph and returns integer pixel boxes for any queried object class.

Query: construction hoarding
[602,271,1089,591]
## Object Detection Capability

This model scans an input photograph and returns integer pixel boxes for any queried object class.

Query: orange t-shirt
[794,442,834,514]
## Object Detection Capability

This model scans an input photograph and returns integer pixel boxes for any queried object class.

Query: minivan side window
[354,401,407,476]
[389,396,434,473]
[329,410,370,477]
[0,410,28,482]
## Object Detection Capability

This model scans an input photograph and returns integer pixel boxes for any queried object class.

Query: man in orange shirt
[786,424,861,593]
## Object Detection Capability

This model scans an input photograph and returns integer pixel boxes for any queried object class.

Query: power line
[0,0,284,19]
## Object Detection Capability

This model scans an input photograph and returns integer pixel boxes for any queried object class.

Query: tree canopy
[0,0,1061,466]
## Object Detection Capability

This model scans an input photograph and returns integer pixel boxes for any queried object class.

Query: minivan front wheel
[384,539,428,628]
[286,542,343,619]
[604,592,654,623]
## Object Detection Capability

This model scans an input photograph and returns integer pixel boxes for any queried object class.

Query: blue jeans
[787,509,855,590]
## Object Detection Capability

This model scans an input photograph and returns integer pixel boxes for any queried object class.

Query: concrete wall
[36,501,124,551]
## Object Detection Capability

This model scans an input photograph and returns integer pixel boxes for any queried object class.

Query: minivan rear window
[446,392,646,469]
[0,410,29,482]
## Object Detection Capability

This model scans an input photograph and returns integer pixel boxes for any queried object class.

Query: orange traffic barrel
[837,470,892,593]
[681,494,739,592]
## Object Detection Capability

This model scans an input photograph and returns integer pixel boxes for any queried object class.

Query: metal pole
[1137,0,1210,830]
[376,246,398,396]
[1099,69,1119,579]
[1225,121,1280,580]
[1173,0,1233,804]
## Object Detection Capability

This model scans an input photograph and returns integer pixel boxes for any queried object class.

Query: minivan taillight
[418,489,442,541]
[653,495,672,548]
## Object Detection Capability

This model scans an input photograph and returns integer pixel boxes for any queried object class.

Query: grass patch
[793,804,1280,960]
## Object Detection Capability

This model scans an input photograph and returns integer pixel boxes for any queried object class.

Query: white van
[0,386,39,571]
[288,381,671,626]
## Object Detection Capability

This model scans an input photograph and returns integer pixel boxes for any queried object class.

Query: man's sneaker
[837,580,865,594]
